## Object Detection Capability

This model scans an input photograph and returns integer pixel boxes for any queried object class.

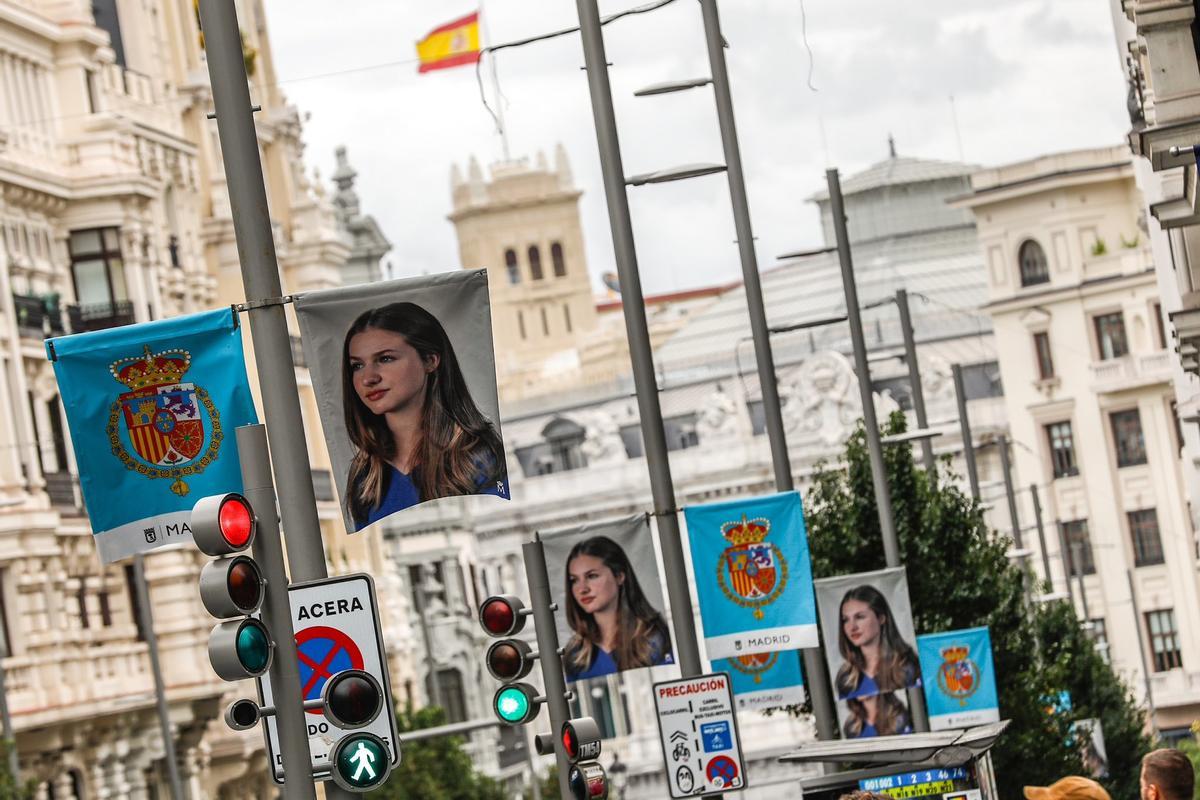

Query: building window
[1089,618,1110,664]
[1034,332,1055,380]
[958,361,1004,399]
[76,582,89,629]
[70,228,129,310]
[91,0,127,68]
[504,249,520,285]
[1094,312,1129,360]
[1062,520,1095,575]
[1129,509,1165,566]
[427,668,467,723]
[1146,609,1183,671]
[515,418,589,476]
[1046,421,1079,478]
[1111,409,1147,467]
[552,242,567,277]
[529,245,544,280]
[124,565,146,641]
[665,414,700,451]
[1018,240,1050,287]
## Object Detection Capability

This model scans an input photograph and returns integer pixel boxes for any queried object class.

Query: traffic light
[562,718,607,799]
[322,668,392,791]
[479,595,544,725]
[192,493,273,681]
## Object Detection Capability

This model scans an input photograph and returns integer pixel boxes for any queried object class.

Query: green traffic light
[333,733,389,790]
[236,621,270,673]
[494,685,532,724]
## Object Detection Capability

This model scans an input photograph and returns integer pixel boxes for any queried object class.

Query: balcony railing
[43,471,79,510]
[1088,351,1175,392]
[313,469,335,503]
[12,294,64,338]
[65,301,135,333]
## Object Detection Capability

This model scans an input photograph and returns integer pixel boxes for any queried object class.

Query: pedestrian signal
[330,731,392,792]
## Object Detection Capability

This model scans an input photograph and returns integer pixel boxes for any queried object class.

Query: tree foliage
[0,742,34,800]
[800,414,1151,798]
[367,705,506,800]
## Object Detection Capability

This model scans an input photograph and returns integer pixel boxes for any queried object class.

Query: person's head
[1141,748,1195,800]
[341,302,503,520]
[839,793,891,800]
[1024,777,1112,800]
[835,585,918,697]
[564,536,671,672]
[842,692,911,738]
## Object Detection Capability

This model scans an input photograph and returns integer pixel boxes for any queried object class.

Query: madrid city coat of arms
[937,645,980,707]
[717,515,789,620]
[106,345,223,497]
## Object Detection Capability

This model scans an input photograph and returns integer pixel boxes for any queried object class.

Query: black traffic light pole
[523,536,572,800]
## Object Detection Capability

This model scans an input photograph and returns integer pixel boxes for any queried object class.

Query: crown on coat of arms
[721,515,770,547]
[109,346,191,390]
[940,645,969,663]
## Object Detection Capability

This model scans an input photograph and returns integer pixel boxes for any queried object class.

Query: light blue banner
[712,650,806,712]
[917,626,1000,731]
[684,491,818,659]
[48,309,257,562]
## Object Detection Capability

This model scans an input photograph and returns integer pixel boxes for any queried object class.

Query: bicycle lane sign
[654,673,746,797]
[258,573,400,783]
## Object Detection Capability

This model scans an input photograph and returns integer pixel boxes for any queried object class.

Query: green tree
[800,414,1151,799]
[367,705,506,800]
[0,743,34,800]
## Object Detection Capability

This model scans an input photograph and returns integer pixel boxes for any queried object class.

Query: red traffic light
[479,595,526,637]
[562,718,602,763]
[192,493,257,556]
[485,639,535,681]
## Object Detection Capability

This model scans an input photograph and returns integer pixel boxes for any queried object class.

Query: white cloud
[261,0,1130,295]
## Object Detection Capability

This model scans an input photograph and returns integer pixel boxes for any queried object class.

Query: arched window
[1018,240,1050,287]
[504,249,520,285]
[552,242,566,277]
[529,245,544,280]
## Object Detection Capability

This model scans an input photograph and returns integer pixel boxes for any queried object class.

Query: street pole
[133,555,185,800]
[698,0,835,742]
[895,290,934,473]
[412,566,443,711]
[524,536,572,800]
[0,619,15,783]
[198,2,352,796]
[1070,543,1091,621]
[997,434,1022,550]
[1126,569,1160,738]
[951,364,980,501]
[573,0,701,677]
[826,169,928,732]
[1029,484,1052,588]
[1055,521,1075,607]
[237,426,314,799]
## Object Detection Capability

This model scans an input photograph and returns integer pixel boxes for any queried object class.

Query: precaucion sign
[259,573,400,783]
[654,673,746,797]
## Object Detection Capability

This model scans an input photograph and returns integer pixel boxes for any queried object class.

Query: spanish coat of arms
[729,651,778,684]
[717,514,789,620]
[936,645,980,706]
[106,345,223,497]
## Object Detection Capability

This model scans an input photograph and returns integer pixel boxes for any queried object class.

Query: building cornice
[984,268,1157,312]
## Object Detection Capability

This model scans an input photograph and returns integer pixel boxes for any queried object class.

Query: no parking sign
[259,574,400,783]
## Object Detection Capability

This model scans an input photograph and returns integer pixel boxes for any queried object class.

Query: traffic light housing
[567,762,609,800]
[323,669,384,729]
[192,493,274,682]
[563,717,607,798]
[479,595,543,725]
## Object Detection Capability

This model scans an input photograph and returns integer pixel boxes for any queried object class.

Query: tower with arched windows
[449,146,599,399]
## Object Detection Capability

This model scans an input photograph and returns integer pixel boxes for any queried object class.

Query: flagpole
[478,1,511,161]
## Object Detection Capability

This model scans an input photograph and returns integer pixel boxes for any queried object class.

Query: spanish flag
[416,12,482,73]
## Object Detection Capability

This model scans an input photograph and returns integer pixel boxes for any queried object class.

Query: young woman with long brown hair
[835,584,921,700]
[562,536,673,681]
[342,302,507,530]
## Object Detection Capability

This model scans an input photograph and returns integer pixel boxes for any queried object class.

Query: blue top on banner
[683,491,818,659]
[917,626,1001,731]
[48,309,257,563]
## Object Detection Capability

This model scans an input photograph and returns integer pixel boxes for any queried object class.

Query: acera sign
[259,573,399,784]
[654,673,746,798]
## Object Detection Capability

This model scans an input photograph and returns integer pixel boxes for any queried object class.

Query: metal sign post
[522,536,572,800]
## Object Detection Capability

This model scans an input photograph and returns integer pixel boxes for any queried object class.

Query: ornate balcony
[12,294,64,339]
[65,301,135,333]
[1088,351,1175,392]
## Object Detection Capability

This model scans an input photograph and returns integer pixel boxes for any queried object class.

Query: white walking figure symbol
[349,742,376,781]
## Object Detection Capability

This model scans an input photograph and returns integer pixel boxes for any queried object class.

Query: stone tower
[448,146,598,398]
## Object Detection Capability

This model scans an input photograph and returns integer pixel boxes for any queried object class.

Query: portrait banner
[293,269,509,532]
[682,491,818,659]
[917,626,1000,732]
[542,515,675,683]
[814,566,921,739]
[47,308,257,563]
[712,651,805,712]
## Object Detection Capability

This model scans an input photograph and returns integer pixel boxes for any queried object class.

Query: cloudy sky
[259,0,1130,295]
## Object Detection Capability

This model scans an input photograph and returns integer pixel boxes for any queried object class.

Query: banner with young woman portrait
[682,491,818,659]
[541,515,675,683]
[917,626,1000,731]
[711,651,806,712]
[294,269,510,532]
[814,566,922,739]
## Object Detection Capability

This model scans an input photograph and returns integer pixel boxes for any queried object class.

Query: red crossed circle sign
[706,755,739,787]
[295,626,364,715]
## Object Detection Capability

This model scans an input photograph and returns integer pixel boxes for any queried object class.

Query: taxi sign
[654,673,746,797]
[259,573,399,783]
